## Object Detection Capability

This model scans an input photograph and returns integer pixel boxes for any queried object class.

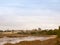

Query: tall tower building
[59,26,60,30]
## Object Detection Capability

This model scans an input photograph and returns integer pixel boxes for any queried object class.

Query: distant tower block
[59,26,60,30]
[38,28,41,31]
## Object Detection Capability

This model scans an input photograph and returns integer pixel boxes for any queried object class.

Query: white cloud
[0,6,60,30]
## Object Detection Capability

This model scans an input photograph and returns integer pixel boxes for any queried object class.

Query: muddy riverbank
[0,35,56,45]
[4,38,57,45]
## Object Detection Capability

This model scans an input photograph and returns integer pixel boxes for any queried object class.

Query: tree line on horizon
[0,26,60,37]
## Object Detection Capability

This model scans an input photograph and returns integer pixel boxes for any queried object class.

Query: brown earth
[0,34,54,38]
[0,34,28,38]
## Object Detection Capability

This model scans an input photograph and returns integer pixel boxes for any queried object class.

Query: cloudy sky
[0,0,60,30]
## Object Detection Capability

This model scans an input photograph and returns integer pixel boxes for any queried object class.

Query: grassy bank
[0,33,54,38]
[0,34,29,38]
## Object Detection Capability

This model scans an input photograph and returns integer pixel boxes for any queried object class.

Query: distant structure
[38,28,41,31]
[59,26,60,30]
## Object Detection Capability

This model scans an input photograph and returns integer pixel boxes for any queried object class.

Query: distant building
[3,30,23,34]
[59,26,60,30]
[38,28,41,31]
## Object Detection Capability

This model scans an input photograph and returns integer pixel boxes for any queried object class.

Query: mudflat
[4,38,57,45]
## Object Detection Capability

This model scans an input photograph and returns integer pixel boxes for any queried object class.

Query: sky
[0,0,60,30]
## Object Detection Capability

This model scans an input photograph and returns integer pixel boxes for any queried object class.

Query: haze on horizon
[0,0,60,30]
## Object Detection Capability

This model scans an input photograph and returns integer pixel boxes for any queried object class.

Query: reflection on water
[0,36,56,45]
